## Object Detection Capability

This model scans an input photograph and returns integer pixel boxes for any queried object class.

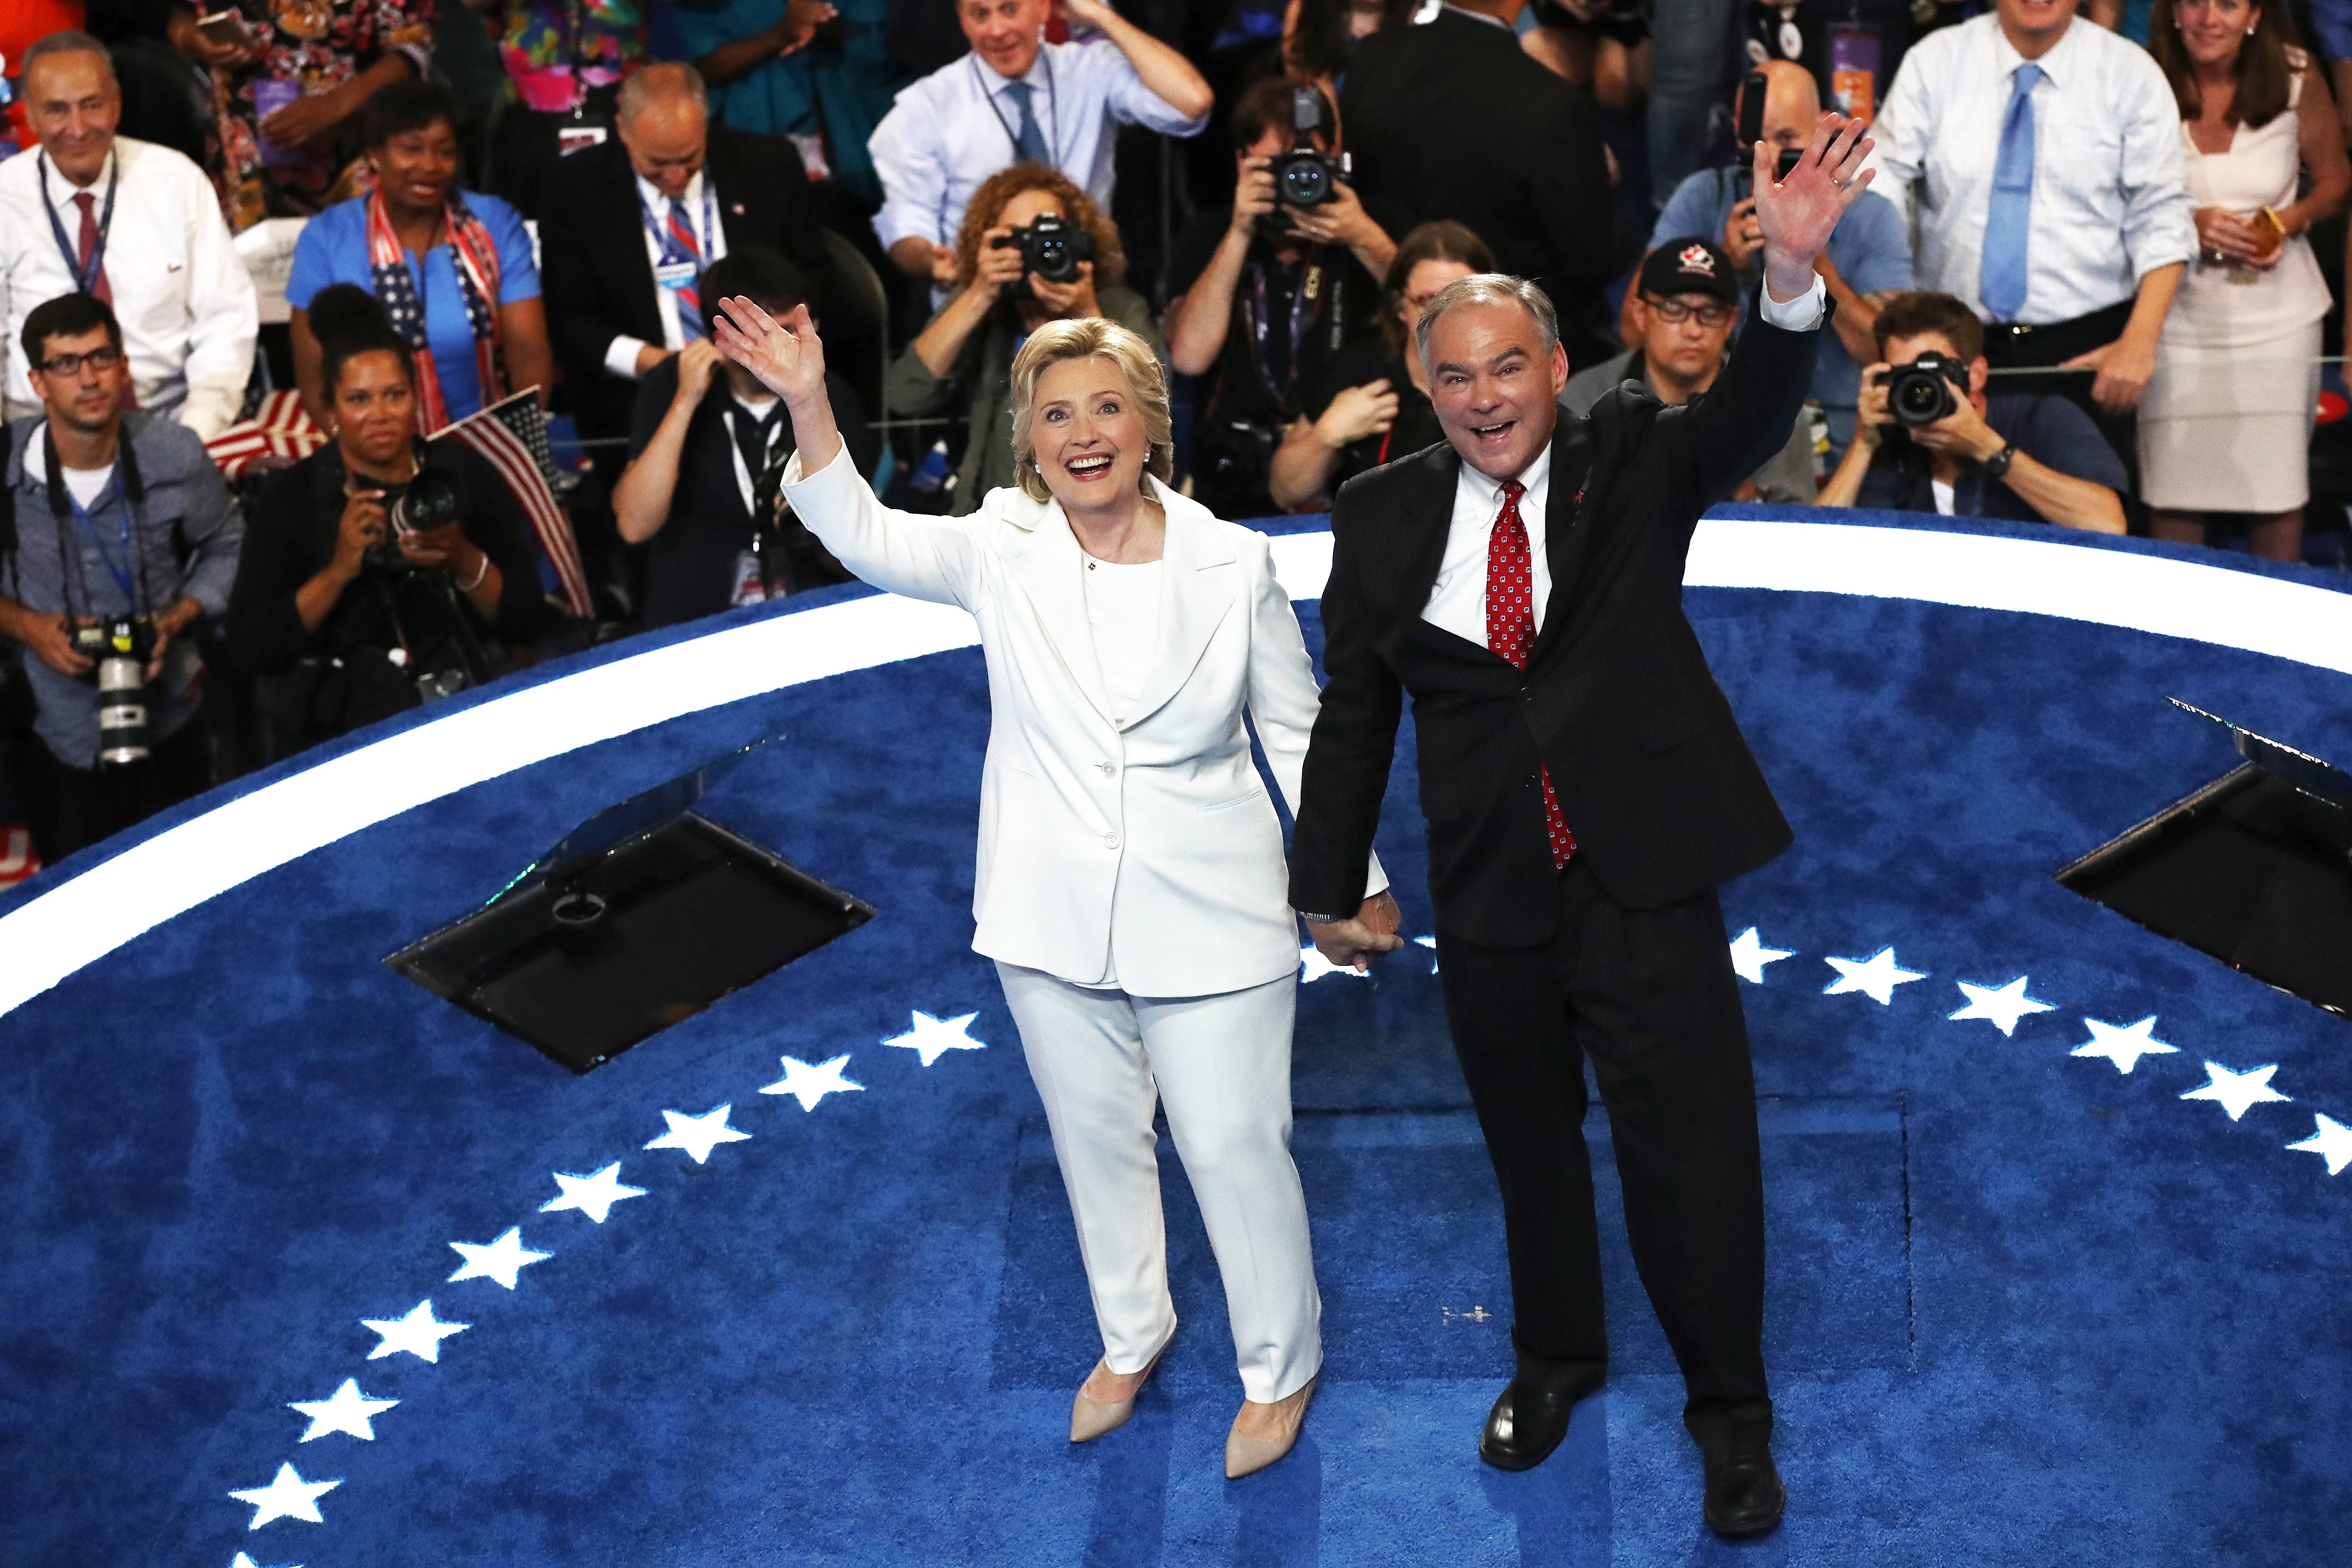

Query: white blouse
[1082,555,1164,726]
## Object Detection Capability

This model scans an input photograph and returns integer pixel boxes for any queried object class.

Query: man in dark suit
[1338,0,1621,364]
[1289,118,1878,1540]
[539,62,848,461]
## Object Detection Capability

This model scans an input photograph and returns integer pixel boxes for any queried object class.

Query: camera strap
[1244,255,1323,414]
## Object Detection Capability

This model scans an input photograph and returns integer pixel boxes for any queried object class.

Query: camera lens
[396,470,459,533]
[95,655,151,767]
[1279,156,1331,206]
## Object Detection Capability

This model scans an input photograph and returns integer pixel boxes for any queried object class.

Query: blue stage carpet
[4,519,2350,1566]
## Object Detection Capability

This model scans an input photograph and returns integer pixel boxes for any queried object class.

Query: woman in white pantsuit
[712,297,1400,1478]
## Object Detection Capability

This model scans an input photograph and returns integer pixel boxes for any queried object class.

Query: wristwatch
[1981,441,2018,481]
[1296,910,1345,925]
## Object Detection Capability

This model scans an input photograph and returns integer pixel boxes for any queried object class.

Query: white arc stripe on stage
[1,519,2348,1020]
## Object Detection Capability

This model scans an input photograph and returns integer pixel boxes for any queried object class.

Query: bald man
[1648,60,1913,452]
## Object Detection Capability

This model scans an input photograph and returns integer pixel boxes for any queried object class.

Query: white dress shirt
[1870,14,2196,324]
[600,169,731,380]
[869,40,1209,257]
[1424,276,1827,646]
[0,137,258,438]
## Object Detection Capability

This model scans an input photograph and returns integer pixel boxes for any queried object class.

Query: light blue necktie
[1978,62,2043,322]
[1003,79,1050,166]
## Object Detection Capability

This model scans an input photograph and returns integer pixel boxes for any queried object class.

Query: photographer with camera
[1816,291,2128,532]
[1163,77,1401,520]
[0,293,243,865]
[613,246,881,627]
[227,286,562,761]
[884,163,1158,515]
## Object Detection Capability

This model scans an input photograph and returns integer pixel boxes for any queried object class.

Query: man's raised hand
[1753,112,1874,298]
[714,297,828,408]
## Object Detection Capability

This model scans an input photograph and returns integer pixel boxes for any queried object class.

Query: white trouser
[995,961,1323,1404]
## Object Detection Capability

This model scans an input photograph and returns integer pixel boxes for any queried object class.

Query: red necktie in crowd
[72,191,136,409]
[1485,479,1577,869]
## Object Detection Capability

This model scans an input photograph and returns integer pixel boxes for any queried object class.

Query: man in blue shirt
[0,294,243,865]
[1816,290,2128,531]
[1650,60,1912,451]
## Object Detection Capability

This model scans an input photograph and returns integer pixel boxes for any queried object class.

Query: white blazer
[781,447,1384,997]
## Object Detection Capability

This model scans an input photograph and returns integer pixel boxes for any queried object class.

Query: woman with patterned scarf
[286,79,554,434]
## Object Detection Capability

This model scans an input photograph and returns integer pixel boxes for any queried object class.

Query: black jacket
[1289,296,1822,944]
[1338,9,1620,340]
[538,128,839,438]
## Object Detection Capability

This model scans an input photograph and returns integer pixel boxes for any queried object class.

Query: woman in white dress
[712,296,1401,1477]
[2142,0,2349,562]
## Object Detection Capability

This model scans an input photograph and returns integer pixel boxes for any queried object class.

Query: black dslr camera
[70,614,159,767]
[992,213,1096,293]
[1263,86,1349,224]
[1876,352,1971,429]
[364,468,462,576]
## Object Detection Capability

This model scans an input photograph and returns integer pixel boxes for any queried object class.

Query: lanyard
[37,151,120,297]
[974,52,1056,162]
[1243,254,1322,413]
[724,403,787,520]
[66,473,138,606]
[638,178,717,264]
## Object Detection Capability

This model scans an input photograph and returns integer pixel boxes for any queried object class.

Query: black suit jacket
[1289,295,1825,945]
[1339,10,1619,334]
[539,127,836,439]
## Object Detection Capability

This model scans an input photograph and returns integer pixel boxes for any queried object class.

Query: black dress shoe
[1478,1348,1606,1471]
[1693,1423,1785,1538]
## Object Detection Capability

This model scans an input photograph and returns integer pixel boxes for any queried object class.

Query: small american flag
[203,390,326,479]
[429,387,594,619]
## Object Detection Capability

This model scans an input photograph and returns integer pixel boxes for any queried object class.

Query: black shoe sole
[1703,1479,1787,1539]
[1478,1437,1561,1472]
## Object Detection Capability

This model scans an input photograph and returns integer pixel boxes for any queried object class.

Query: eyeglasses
[40,345,123,376]
[1642,296,1734,327]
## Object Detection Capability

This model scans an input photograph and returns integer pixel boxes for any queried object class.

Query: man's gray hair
[22,30,119,92]
[1414,273,1559,368]
[617,61,708,126]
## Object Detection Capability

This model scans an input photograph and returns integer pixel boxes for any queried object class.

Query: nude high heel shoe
[1224,1376,1317,1479]
[1070,1340,1170,1443]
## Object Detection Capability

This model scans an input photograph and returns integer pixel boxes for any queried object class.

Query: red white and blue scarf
[365,186,506,434]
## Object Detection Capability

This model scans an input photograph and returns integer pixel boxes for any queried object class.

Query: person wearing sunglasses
[1562,237,1818,502]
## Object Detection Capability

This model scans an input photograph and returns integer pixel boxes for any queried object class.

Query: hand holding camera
[986,214,1099,307]
[1230,158,1281,237]
[332,487,390,582]
[1315,379,1401,449]
[19,611,96,679]
[1860,354,2000,462]
[1721,197,1765,273]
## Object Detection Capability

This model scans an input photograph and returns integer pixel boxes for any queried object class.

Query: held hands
[1751,112,1874,298]
[1305,890,1406,974]
[1317,379,1399,448]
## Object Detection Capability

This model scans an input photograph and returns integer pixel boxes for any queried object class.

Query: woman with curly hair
[883,161,1163,514]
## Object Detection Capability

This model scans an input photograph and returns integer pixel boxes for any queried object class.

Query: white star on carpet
[541,1162,646,1224]
[760,1054,864,1112]
[2179,1060,2292,1121]
[644,1104,751,1164]
[362,1299,470,1363]
[227,1463,340,1529]
[1946,976,2055,1037]
[1822,947,1926,1004]
[2286,1113,2352,1175]
[1728,927,1794,984]
[885,1011,986,1066]
[229,1555,301,1568]
[447,1226,551,1289]
[2070,1016,2178,1075]
[1300,943,1371,982]
[1415,934,1438,973]
[288,1378,397,1442]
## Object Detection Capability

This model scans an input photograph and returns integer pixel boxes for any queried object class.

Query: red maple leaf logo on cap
[1677,244,1714,273]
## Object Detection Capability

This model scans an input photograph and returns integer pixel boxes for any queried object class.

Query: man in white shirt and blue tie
[870,0,1212,288]
[1871,0,2195,423]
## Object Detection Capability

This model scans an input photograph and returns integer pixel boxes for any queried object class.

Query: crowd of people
[1,0,2348,870]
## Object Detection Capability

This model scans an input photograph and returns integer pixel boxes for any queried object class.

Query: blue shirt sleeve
[470,192,541,303]
[1651,170,1730,254]
[2310,0,2352,62]
[1829,189,1914,297]
[1994,394,2129,493]
[285,199,368,311]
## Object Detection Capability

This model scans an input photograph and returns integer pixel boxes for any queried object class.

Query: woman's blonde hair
[951,162,1128,292]
[1007,319,1175,505]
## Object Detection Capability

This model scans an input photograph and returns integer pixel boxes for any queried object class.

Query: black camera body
[992,213,1096,291]
[1877,352,1971,429]
[71,614,159,767]
[1259,85,1351,233]
[364,467,463,576]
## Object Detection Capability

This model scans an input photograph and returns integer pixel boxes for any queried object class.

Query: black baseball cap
[1638,237,1740,306]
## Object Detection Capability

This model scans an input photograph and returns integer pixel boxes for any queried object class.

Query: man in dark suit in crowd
[1288,118,1879,1540]
[1338,0,1621,364]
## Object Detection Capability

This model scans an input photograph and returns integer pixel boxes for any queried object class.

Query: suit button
[1103,832,1121,849]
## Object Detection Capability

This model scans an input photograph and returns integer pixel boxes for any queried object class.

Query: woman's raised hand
[714,297,828,409]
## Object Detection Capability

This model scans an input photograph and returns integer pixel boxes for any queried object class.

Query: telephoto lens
[89,616,157,767]
[391,469,460,533]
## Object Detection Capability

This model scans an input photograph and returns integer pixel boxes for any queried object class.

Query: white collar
[635,167,705,214]
[980,48,1050,93]
[41,144,117,204]
[1456,435,1553,514]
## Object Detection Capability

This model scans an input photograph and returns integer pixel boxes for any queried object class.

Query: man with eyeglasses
[1564,239,1817,502]
[0,293,243,867]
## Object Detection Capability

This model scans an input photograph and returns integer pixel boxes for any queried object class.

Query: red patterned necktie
[73,192,136,409]
[1485,478,1577,869]
[666,196,706,341]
